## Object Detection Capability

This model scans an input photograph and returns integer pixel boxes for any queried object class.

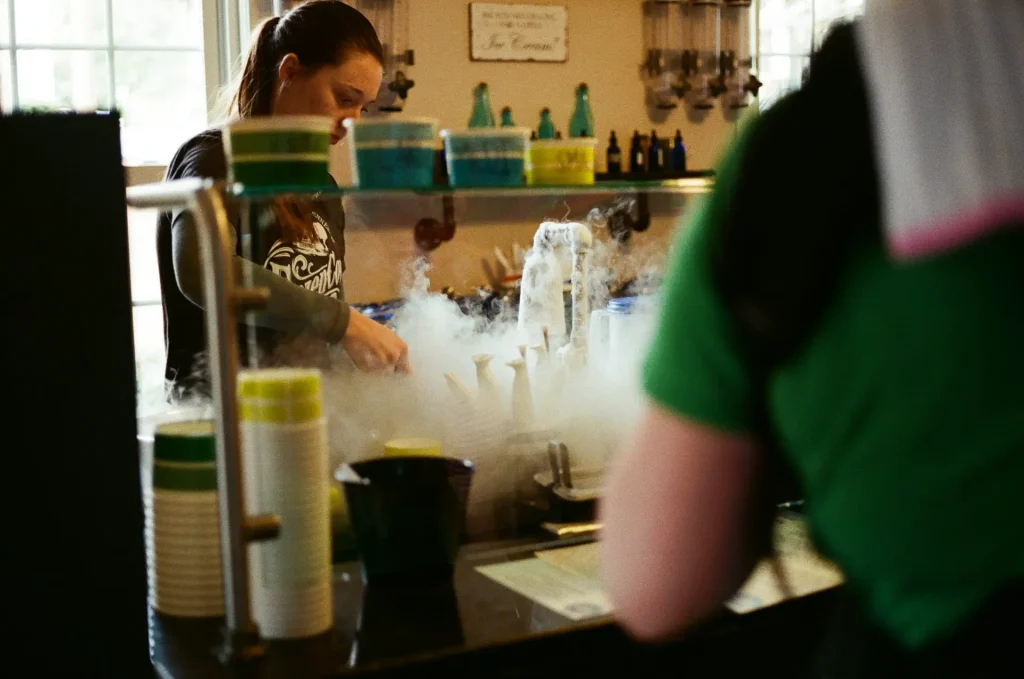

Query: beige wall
[327,0,741,303]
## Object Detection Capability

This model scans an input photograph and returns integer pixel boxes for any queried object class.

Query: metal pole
[126,179,277,662]
[8,0,20,110]
[189,186,257,647]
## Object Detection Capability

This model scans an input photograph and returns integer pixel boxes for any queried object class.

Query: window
[0,0,212,165]
[757,0,864,108]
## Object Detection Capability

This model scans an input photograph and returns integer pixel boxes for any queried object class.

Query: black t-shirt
[156,129,346,395]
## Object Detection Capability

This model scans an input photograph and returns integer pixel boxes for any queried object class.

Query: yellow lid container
[383,438,443,458]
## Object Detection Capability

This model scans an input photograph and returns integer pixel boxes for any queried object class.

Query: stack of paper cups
[145,420,225,618]
[239,369,332,639]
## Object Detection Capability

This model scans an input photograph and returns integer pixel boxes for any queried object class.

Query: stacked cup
[238,368,333,640]
[145,420,225,618]
[223,115,334,189]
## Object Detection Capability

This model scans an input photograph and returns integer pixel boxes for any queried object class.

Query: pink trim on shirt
[888,194,1024,261]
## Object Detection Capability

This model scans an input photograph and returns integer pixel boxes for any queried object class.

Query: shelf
[231,176,715,200]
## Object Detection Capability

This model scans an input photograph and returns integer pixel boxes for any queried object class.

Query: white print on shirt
[264,216,343,298]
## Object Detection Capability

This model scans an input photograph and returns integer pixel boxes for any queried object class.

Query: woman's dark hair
[230,0,384,118]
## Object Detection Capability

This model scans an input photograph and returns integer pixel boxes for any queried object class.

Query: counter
[151,536,841,678]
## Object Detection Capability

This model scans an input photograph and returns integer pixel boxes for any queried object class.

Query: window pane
[127,206,166,410]
[759,0,813,56]
[115,50,207,164]
[14,0,107,46]
[127,207,163,303]
[1,0,9,45]
[132,303,167,413]
[758,54,809,110]
[813,0,864,49]
[17,49,110,111]
[1,50,12,111]
[112,0,202,48]
[249,0,274,31]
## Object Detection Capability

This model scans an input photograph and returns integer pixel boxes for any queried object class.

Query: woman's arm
[171,210,408,371]
[600,404,760,641]
[171,210,350,342]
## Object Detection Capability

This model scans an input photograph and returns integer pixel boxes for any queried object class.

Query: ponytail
[230,16,281,119]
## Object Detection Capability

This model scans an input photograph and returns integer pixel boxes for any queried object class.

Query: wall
[329,0,742,302]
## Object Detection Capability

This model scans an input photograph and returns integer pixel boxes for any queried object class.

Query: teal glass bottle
[468,82,496,128]
[537,108,556,139]
[568,82,595,138]
[500,107,515,127]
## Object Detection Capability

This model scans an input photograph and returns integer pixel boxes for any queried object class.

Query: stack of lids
[145,420,224,618]
[238,369,333,639]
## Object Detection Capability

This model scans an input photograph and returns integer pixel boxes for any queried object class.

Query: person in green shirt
[601,4,1024,676]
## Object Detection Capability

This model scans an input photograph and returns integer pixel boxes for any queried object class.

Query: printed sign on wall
[470,3,568,62]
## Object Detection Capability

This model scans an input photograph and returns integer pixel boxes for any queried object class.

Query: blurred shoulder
[165,129,227,182]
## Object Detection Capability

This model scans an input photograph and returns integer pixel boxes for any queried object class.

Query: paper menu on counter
[535,542,601,579]
[475,557,613,622]
[477,542,843,621]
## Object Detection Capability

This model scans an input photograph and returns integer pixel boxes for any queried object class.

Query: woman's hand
[341,311,410,373]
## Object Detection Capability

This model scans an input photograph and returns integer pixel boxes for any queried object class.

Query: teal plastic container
[344,118,439,189]
[441,128,530,187]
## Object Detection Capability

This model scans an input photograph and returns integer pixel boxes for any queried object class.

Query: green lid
[153,420,216,463]
[152,463,218,492]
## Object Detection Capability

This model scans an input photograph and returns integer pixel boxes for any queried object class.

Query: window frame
[1,0,246,170]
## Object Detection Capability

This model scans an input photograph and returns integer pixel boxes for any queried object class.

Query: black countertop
[151,537,840,678]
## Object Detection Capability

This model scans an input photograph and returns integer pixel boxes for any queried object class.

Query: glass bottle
[469,82,496,128]
[500,107,515,127]
[606,131,622,175]
[568,82,596,138]
[671,130,687,172]
[648,130,663,172]
[537,108,556,139]
[629,130,644,173]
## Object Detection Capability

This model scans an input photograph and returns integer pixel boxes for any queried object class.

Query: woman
[157,0,407,398]
[602,1,1024,676]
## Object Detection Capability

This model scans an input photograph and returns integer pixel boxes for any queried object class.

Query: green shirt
[644,110,1024,649]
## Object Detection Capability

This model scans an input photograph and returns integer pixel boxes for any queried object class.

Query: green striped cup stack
[224,116,334,189]
[238,368,333,639]
[144,420,225,618]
